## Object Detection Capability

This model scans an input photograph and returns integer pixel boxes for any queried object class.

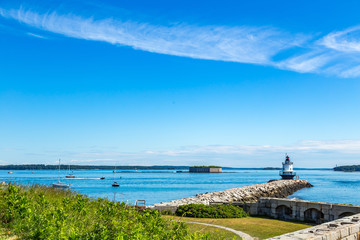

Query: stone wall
[237,198,360,224]
[267,213,360,240]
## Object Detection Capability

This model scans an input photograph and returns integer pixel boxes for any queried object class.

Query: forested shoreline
[0,164,188,170]
[334,165,360,172]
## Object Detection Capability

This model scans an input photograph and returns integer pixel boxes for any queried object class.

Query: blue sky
[1,0,360,167]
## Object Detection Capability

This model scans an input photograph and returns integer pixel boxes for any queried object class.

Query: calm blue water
[1,170,359,205]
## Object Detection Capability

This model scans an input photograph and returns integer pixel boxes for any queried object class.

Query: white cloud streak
[276,51,334,73]
[1,7,360,77]
[27,32,46,39]
[59,140,360,167]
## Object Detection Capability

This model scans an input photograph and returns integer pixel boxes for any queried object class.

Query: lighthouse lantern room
[279,154,296,180]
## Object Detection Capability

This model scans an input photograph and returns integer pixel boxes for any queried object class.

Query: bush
[0,184,207,239]
[161,210,174,215]
[175,204,249,218]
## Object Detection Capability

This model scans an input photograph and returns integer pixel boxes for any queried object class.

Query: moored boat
[112,165,120,187]
[52,182,70,188]
[66,165,75,178]
[52,159,70,188]
[112,182,120,187]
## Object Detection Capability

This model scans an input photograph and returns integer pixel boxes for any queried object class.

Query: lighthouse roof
[283,154,293,165]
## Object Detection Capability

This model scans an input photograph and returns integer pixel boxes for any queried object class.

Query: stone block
[349,224,360,234]
[299,207,307,212]
[249,206,258,215]
[339,227,350,238]
[328,231,340,240]
[342,234,357,240]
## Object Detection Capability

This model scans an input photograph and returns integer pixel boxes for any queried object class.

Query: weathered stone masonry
[238,198,360,223]
[268,213,360,240]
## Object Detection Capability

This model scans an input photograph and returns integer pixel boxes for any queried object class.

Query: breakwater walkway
[153,180,312,209]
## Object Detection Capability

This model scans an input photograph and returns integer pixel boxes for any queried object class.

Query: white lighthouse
[279,154,296,180]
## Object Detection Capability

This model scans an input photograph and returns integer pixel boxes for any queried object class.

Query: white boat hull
[52,183,70,188]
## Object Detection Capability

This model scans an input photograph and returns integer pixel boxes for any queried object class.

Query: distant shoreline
[334,165,360,172]
[0,164,333,171]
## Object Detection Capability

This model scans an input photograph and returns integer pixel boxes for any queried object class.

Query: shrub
[0,184,207,239]
[175,204,249,218]
[161,210,174,215]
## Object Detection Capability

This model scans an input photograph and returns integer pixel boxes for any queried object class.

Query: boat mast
[58,158,61,183]
[113,165,116,180]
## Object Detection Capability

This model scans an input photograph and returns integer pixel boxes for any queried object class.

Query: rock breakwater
[154,180,313,207]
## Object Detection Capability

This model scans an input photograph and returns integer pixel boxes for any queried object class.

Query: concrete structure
[267,213,360,240]
[280,154,296,180]
[238,198,360,224]
[189,167,222,173]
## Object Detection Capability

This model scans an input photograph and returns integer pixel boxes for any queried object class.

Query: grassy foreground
[0,184,209,239]
[186,223,241,240]
[165,216,311,239]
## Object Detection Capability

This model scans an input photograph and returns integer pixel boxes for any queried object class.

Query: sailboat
[65,165,75,178]
[52,159,70,188]
[112,165,120,187]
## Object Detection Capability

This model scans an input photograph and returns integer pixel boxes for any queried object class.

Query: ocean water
[1,169,359,205]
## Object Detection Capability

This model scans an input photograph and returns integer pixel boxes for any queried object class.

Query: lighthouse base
[280,174,296,180]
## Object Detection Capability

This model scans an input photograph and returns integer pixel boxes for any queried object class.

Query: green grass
[0,184,208,239]
[0,227,17,240]
[165,216,311,239]
[186,223,241,240]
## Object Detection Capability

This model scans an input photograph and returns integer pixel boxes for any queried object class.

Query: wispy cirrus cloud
[142,140,360,156]
[321,26,360,53]
[276,51,334,73]
[2,7,360,77]
[0,8,305,66]
[276,26,360,76]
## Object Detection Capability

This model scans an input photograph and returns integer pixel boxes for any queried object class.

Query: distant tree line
[262,167,282,170]
[334,165,360,172]
[0,164,189,170]
[191,166,222,168]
